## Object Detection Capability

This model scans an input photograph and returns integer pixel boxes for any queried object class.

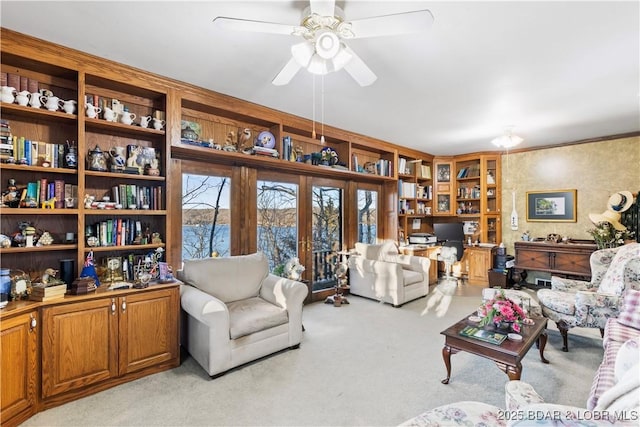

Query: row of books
[398,158,432,179]
[281,136,297,162]
[22,179,77,209]
[110,185,163,210]
[1,72,39,93]
[457,185,481,199]
[351,155,394,177]
[457,164,481,179]
[4,135,71,168]
[0,120,11,161]
[88,218,156,247]
[398,180,433,199]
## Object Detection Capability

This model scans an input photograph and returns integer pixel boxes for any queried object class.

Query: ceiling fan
[213,0,433,86]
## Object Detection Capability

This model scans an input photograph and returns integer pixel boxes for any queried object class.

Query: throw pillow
[617,288,640,329]
[614,338,639,382]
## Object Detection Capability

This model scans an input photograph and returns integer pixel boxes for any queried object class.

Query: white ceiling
[2,1,638,155]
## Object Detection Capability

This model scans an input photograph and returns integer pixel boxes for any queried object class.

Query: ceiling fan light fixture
[331,45,352,71]
[291,41,315,67]
[308,54,329,75]
[491,129,524,149]
[315,30,340,59]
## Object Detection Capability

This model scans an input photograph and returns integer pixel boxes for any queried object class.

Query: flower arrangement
[587,222,635,249]
[478,291,527,333]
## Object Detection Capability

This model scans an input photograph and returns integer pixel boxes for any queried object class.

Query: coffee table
[440,314,549,384]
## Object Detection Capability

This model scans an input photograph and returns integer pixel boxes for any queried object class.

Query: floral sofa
[537,242,640,351]
[399,289,640,426]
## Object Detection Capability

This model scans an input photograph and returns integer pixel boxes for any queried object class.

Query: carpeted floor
[22,283,603,426]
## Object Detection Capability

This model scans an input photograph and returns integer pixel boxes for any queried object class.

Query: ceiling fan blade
[349,9,434,39]
[213,16,296,36]
[310,0,335,17]
[272,57,303,86]
[342,46,377,87]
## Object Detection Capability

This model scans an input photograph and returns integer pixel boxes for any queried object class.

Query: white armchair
[178,252,308,377]
[348,241,430,307]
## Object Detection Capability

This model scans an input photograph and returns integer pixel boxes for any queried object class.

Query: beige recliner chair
[178,252,308,377]
[348,240,430,307]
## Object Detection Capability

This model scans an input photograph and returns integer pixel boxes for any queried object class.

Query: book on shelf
[459,325,507,345]
[418,165,431,179]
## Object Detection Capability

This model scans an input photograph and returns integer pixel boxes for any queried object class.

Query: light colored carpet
[23,283,603,426]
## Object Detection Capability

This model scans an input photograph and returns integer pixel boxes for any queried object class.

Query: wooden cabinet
[454,246,494,285]
[514,241,597,279]
[1,308,38,427]
[41,287,179,404]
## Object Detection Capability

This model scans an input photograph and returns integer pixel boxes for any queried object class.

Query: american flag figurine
[80,250,100,286]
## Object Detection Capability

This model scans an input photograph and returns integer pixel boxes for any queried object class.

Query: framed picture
[526,190,577,222]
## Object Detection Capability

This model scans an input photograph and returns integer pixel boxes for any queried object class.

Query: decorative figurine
[237,128,252,153]
[64,140,78,169]
[37,231,54,246]
[87,145,108,171]
[223,131,237,152]
[1,178,20,208]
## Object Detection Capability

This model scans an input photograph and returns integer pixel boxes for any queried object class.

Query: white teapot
[1,86,16,103]
[61,99,77,114]
[85,104,102,119]
[103,107,117,122]
[40,95,62,111]
[15,90,30,106]
[120,111,136,125]
[28,92,42,108]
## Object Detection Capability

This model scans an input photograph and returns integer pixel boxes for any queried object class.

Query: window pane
[182,174,230,259]
[357,189,377,244]
[257,180,298,274]
[312,186,342,291]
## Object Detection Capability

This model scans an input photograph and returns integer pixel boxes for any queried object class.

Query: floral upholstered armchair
[537,243,640,352]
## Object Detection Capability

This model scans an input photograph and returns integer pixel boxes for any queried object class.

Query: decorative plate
[256,131,275,149]
[467,315,482,323]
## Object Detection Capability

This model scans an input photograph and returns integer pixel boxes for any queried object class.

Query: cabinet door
[1,310,38,424]
[516,249,550,271]
[42,298,118,398]
[553,252,592,276]
[467,248,491,285]
[118,288,179,375]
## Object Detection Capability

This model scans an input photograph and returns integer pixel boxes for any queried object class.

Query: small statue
[1,178,20,208]
[237,128,252,153]
[41,268,63,285]
[223,131,237,152]
[151,232,163,244]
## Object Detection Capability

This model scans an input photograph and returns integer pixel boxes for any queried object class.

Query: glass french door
[304,178,344,301]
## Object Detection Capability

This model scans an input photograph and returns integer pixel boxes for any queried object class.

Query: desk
[514,241,597,280]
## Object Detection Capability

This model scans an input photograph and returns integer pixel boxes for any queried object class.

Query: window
[181,173,230,259]
[357,188,377,243]
[257,180,299,274]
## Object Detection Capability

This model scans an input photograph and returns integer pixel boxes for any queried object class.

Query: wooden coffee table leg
[506,362,522,380]
[538,331,550,364]
[441,345,453,384]
[495,361,522,380]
